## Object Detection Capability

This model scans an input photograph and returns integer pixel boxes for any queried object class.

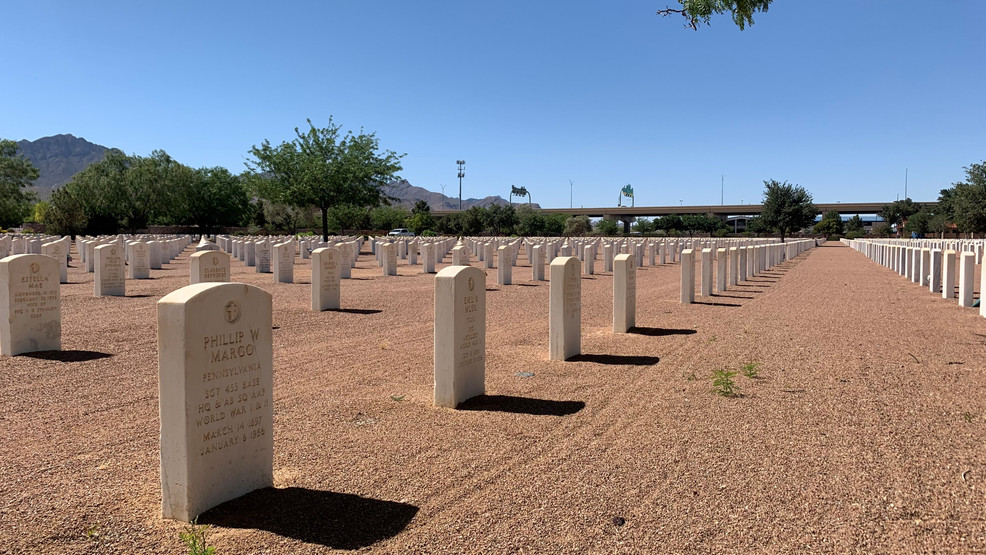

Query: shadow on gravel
[628,327,697,337]
[125,294,155,298]
[516,283,540,287]
[712,294,753,299]
[692,301,742,307]
[457,395,585,416]
[568,354,661,366]
[326,308,383,315]
[200,487,419,549]
[19,350,113,362]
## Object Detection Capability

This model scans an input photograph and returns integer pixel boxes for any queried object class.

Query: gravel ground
[2,240,986,554]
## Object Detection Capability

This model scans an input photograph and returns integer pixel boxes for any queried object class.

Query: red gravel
[2,240,985,553]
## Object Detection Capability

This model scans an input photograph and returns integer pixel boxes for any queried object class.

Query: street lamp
[456,160,466,211]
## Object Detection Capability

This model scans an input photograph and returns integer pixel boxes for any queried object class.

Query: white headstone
[272,242,293,283]
[157,282,274,521]
[190,251,231,285]
[680,249,695,304]
[41,241,68,284]
[312,247,341,311]
[549,257,581,361]
[613,253,635,333]
[0,254,61,355]
[434,265,485,408]
[94,244,126,297]
[497,245,512,285]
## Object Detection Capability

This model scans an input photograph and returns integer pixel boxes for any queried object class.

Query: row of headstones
[678,240,817,303]
[152,251,632,521]
[844,238,985,311]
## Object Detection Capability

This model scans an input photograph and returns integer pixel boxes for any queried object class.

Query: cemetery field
[3,241,986,553]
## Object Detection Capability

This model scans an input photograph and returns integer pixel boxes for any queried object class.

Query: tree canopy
[760,179,816,242]
[0,139,40,229]
[658,0,773,30]
[813,209,844,237]
[938,162,986,236]
[246,117,404,241]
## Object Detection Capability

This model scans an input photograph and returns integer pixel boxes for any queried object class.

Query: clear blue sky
[3,1,984,209]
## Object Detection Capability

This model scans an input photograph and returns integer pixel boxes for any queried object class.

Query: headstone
[0,254,61,355]
[680,249,695,304]
[255,242,271,274]
[383,243,397,276]
[129,243,151,279]
[41,241,68,284]
[531,245,544,281]
[484,243,495,269]
[942,250,956,299]
[716,248,727,293]
[497,245,512,285]
[157,282,274,521]
[700,248,713,297]
[451,244,470,266]
[311,247,341,311]
[433,265,485,408]
[728,247,739,286]
[929,249,942,294]
[94,244,126,297]
[148,241,163,270]
[613,253,635,333]
[959,251,975,307]
[195,238,220,252]
[273,242,293,283]
[190,251,231,285]
[549,257,581,361]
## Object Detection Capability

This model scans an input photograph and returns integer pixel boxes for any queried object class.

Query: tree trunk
[321,206,329,242]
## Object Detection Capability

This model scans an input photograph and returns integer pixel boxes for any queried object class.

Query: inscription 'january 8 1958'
[195,323,268,457]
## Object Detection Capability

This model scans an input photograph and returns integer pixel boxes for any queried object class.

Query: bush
[421,229,439,237]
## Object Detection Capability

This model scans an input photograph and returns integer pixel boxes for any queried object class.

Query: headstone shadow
[18,350,113,362]
[711,293,753,299]
[627,327,697,337]
[326,308,383,315]
[568,354,661,366]
[199,487,419,550]
[692,301,742,307]
[456,395,585,416]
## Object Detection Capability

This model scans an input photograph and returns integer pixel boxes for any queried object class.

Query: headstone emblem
[111,247,117,256]
[224,300,241,324]
[468,277,475,292]
[30,263,39,274]
[212,257,218,266]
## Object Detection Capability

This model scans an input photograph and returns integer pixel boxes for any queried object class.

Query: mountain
[384,180,540,210]
[15,134,116,197]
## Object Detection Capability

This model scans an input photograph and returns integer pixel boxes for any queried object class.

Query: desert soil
[2,240,986,554]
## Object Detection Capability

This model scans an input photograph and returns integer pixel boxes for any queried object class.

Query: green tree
[405,200,436,235]
[44,186,87,238]
[564,214,592,236]
[745,215,768,236]
[370,204,411,231]
[515,205,546,236]
[813,209,844,237]
[168,166,249,235]
[658,0,773,30]
[903,208,933,237]
[544,213,569,235]
[760,179,817,242]
[632,217,656,234]
[32,201,50,224]
[945,162,986,236]
[246,117,404,241]
[0,139,39,229]
[656,213,683,233]
[879,198,921,234]
[595,218,620,236]
[482,204,518,235]
[845,214,864,234]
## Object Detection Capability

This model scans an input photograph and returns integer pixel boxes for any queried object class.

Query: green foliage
[879,198,921,231]
[44,186,87,237]
[482,204,518,236]
[845,230,864,240]
[741,362,760,378]
[544,213,569,235]
[421,229,439,237]
[369,205,411,231]
[658,0,773,30]
[264,201,313,234]
[655,214,683,233]
[564,214,592,236]
[246,117,404,241]
[844,214,864,234]
[0,139,40,228]
[711,369,740,397]
[941,163,986,235]
[873,222,893,237]
[813,209,844,236]
[595,218,620,236]
[515,204,546,236]
[179,519,216,555]
[760,179,817,242]
[632,217,656,234]
[32,201,50,224]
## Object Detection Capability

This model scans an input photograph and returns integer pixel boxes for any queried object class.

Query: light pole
[456,160,466,211]
[569,179,574,209]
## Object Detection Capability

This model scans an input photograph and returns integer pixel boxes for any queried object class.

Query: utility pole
[456,160,466,210]
[569,179,574,209]
[905,168,908,199]
[721,174,724,205]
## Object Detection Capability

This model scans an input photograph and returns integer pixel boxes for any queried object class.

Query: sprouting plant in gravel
[180,519,216,555]
[683,370,698,381]
[741,362,760,378]
[711,369,740,397]
[963,412,975,423]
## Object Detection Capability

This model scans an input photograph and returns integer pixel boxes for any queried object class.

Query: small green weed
[963,412,975,423]
[708,335,718,343]
[683,371,698,381]
[180,519,216,555]
[741,362,760,379]
[711,369,740,397]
